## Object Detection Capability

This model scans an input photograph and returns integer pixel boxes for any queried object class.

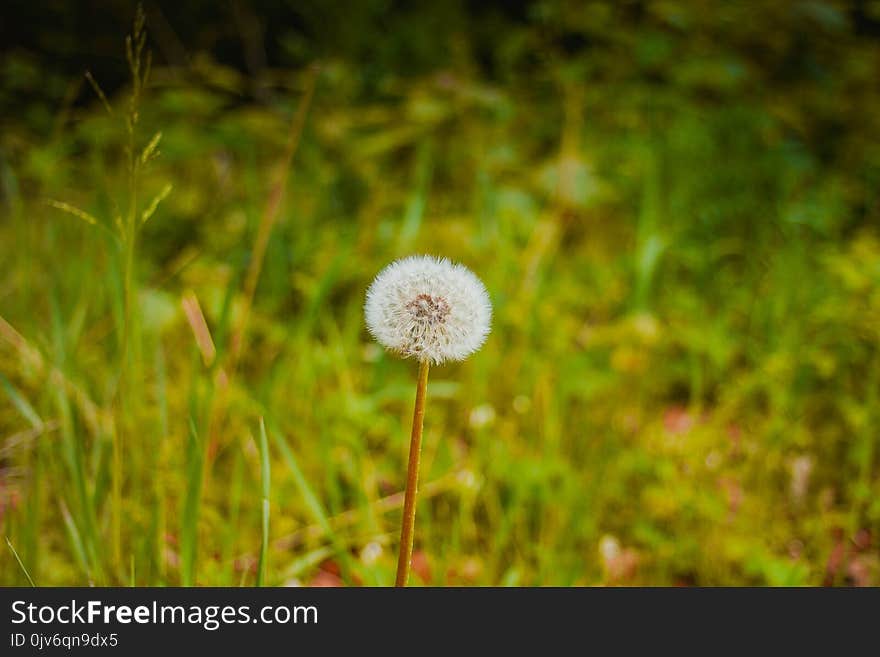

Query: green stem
[395,359,430,587]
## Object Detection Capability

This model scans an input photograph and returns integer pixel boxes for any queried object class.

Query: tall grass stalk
[256,419,271,586]
[181,419,207,586]
[112,5,153,573]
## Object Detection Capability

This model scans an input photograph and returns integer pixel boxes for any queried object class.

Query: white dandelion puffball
[365,255,492,365]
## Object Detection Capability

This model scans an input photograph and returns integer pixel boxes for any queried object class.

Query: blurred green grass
[1,1,879,586]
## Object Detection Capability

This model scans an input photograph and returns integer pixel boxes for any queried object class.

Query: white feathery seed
[365,255,492,365]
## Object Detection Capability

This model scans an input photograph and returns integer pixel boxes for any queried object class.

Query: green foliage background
[1,1,879,585]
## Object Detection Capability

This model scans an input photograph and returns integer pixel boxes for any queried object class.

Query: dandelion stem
[395,359,430,587]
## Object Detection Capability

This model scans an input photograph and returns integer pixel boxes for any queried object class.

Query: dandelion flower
[365,255,492,365]
[364,255,491,586]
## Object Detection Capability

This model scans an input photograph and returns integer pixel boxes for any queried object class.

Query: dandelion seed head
[365,255,492,364]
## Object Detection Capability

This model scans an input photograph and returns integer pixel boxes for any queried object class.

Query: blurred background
[1,0,879,586]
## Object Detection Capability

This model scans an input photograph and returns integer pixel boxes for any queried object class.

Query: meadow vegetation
[1,1,879,585]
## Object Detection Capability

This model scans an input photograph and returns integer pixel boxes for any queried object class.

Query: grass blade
[180,418,205,586]
[256,418,271,586]
[5,537,36,586]
[273,429,333,536]
[0,373,43,429]
[59,500,92,583]
[272,425,356,582]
